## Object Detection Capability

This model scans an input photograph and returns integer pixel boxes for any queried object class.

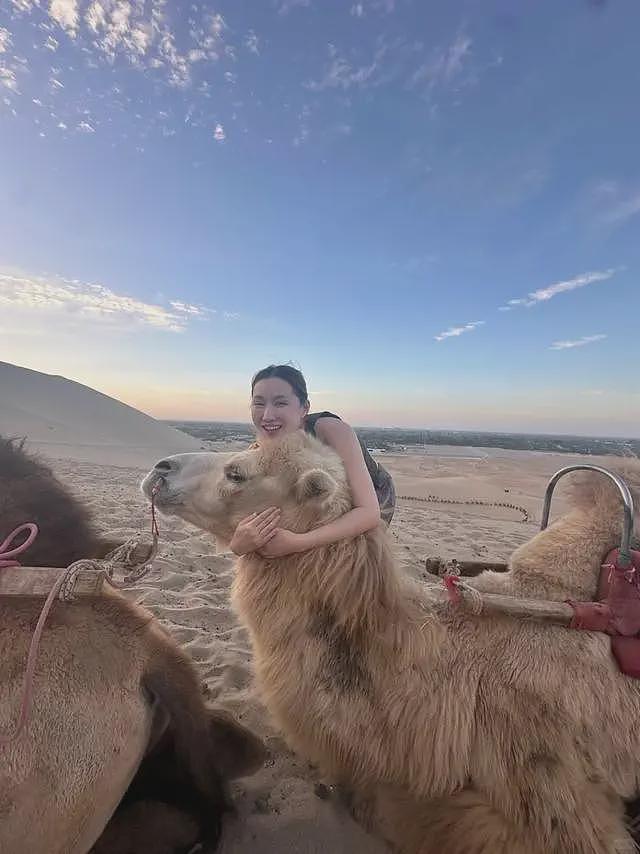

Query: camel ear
[296,468,338,502]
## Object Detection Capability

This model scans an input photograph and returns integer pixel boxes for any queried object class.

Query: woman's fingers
[256,510,280,531]
[258,519,280,539]
[255,506,279,523]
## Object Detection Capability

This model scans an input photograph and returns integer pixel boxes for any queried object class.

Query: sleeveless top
[304,411,385,489]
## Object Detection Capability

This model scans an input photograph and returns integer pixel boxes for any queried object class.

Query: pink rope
[0,523,39,568]
[0,570,68,745]
[1,494,161,746]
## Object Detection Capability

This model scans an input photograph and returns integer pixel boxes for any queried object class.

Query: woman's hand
[258,529,309,558]
[229,507,281,556]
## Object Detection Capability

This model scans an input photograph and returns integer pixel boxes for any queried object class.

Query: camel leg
[496,775,634,854]
[350,785,533,854]
[348,782,634,854]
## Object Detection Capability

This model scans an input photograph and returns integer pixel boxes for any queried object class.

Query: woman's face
[251,377,309,441]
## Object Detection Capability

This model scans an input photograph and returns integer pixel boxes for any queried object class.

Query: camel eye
[225,468,246,484]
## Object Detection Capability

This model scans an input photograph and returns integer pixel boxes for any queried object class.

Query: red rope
[443,573,462,605]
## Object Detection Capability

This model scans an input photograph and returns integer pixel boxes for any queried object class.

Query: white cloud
[0,272,199,333]
[169,300,215,318]
[9,0,39,11]
[49,0,80,37]
[213,122,225,141]
[223,311,240,320]
[526,269,617,305]
[549,334,607,351]
[158,29,191,87]
[76,119,95,132]
[434,320,484,342]
[244,30,259,54]
[503,268,618,310]
[209,12,226,39]
[351,3,364,16]
[85,0,107,32]
[0,28,11,54]
[0,67,18,92]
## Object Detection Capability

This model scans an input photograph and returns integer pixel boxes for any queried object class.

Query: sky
[0,0,639,437]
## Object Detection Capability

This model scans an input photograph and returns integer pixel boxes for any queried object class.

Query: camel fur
[143,434,640,854]
[0,437,265,854]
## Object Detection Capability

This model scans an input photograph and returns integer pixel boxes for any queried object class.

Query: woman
[230,364,396,558]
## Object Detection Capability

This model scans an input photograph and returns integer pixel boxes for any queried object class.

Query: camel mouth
[140,471,181,508]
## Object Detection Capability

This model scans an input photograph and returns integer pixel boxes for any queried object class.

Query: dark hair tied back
[251,364,309,407]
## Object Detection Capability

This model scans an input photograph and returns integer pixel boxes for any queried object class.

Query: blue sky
[1,0,638,436]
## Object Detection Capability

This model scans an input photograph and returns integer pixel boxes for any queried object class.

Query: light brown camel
[143,433,640,854]
[0,437,265,854]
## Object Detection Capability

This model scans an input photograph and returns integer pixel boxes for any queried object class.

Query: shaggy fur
[0,436,265,854]
[0,437,122,565]
[468,463,640,602]
[143,434,640,854]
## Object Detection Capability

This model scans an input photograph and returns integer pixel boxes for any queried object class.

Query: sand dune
[0,361,201,466]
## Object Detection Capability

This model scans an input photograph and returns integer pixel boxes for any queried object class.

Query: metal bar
[540,465,635,566]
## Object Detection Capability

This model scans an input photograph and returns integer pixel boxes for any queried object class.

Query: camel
[0,437,266,854]
[142,433,640,854]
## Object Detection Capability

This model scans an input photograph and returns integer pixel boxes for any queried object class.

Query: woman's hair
[251,364,309,407]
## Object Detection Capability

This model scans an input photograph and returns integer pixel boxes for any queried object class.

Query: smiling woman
[227,364,396,559]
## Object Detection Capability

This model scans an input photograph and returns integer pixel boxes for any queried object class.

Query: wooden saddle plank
[0,566,106,599]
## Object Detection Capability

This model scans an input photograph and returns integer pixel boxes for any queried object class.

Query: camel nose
[154,458,180,474]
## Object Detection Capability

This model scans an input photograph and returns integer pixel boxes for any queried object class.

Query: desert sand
[2,363,614,851]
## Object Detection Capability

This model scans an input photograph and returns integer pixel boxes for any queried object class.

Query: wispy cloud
[169,300,216,318]
[434,320,484,342]
[278,0,311,14]
[244,30,259,54]
[305,41,389,91]
[9,0,39,11]
[409,32,472,91]
[593,181,640,227]
[549,334,607,351]
[213,122,226,141]
[0,28,11,53]
[0,272,220,333]
[500,268,618,311]
[0,67,18,91]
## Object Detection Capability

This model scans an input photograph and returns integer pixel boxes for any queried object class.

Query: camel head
[141,432,353,542]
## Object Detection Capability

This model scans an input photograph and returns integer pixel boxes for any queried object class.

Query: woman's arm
[259,418,380,557]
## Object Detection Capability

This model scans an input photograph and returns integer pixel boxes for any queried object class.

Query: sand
[40,443,605,853]
[0,361,202,466]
